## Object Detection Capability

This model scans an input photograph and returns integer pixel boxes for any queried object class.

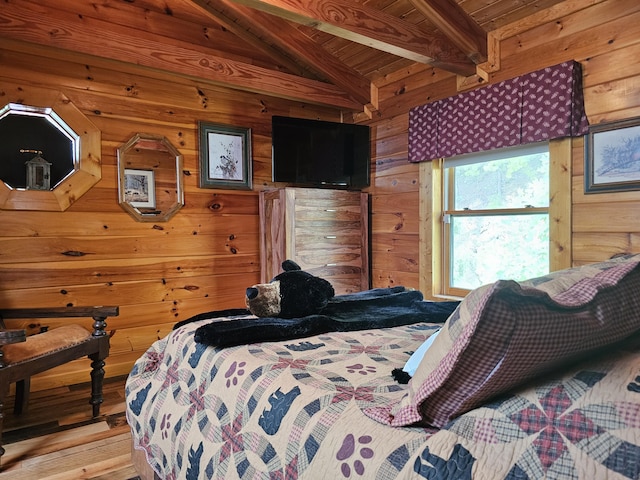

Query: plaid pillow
[366,254,640,428]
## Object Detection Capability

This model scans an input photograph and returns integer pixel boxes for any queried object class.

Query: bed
[126,255,640,479]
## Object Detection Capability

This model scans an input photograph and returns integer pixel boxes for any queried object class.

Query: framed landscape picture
[585,117,640,193]
[124,168,155,208]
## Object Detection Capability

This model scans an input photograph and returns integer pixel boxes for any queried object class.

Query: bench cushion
[2,324,92,365]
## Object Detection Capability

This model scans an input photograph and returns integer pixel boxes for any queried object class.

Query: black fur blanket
[174,286,460,348]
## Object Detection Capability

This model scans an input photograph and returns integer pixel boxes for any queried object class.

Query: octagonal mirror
[0,86,101,211]
[117,133,184,222]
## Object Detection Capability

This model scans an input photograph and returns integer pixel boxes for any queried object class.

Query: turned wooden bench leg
[89,351,107,418]
[0,383,8,465]
[0,379,29,467]
[14,378,30,415]
[0,408,4,463]
[88,312,110,418]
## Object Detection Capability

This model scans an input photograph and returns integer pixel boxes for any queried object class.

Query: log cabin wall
[0,2,343,391]
[1,0,639,391]
[368,0,640,297]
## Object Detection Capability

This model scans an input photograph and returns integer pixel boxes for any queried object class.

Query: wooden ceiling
[0,0,567,113]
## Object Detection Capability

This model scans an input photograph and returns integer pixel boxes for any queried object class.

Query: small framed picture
[198,121,252,190]
[585,117,640,193]
[124,168,155,208]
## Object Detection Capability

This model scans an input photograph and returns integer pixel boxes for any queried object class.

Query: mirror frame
[0,85,101,211]
[117,133,184,222]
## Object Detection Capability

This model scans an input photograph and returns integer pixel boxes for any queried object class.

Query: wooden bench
[0,306,119,465]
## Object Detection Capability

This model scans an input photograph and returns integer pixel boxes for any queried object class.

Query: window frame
[423,137,572,300]
[442,160,550,297]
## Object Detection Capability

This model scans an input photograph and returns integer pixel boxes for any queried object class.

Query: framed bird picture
[198,121,252,190]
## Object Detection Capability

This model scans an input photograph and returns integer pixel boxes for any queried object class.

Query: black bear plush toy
[244,259,335,318]
[174,260,459,348]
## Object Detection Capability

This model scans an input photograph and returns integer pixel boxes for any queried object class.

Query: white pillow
[403,329,441,377]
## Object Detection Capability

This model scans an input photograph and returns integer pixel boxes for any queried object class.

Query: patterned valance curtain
[408,61,589,162]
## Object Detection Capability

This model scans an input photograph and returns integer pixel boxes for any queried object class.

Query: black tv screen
[271,116,370,189]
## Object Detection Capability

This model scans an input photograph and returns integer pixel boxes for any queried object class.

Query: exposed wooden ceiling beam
[186,0,311,78]
[226,0,477,76]
[0,4,362,110]
[188,0,372,106]
[409,0,487,64]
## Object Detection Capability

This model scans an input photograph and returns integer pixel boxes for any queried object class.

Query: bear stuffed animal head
[245,260,335,318]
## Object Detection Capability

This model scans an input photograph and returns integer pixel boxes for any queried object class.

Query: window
[438,143,550,297]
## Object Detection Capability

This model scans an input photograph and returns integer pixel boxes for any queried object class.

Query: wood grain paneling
[0,38,343,390]
[368,0,640,299]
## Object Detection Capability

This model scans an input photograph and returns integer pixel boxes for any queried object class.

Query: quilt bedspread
[125,316,640,480]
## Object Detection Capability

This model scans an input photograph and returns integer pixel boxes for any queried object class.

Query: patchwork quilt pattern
[126,318,640,479]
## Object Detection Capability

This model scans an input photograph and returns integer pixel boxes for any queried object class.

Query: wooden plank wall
[368,0,640,298]
[0,45,342,391]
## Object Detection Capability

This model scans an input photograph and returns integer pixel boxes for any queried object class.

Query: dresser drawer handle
[326,263,338,266]
[325,209,336,212]
[325,235,337,239]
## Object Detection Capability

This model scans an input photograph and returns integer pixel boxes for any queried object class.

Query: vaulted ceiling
[0,0,567,114]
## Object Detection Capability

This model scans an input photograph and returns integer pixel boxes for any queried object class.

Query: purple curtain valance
[408,61,589,162]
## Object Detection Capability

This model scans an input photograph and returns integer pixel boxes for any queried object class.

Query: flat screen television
[271,116,370,189]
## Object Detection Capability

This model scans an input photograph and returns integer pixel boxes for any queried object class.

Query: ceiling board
[0,0,567,113]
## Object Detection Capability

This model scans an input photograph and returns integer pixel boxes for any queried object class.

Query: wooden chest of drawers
[259,188,370,294]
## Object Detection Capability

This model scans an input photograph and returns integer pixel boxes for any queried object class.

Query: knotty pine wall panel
[0,44,343,391]
[369,112,421,288]
[44,0,282,71]
[367,0,640,298]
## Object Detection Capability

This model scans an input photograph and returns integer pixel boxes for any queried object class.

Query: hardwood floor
[0,375,138,479]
